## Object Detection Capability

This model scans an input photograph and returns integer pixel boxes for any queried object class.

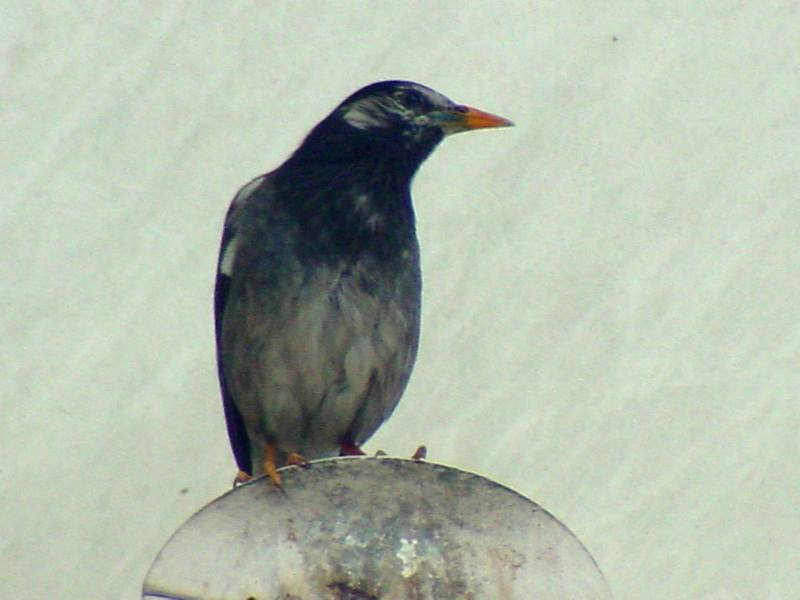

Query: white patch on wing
[221,175,268,276]
[232,174,266,208]
[220,236,239,275]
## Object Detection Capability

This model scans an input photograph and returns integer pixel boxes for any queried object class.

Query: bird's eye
[394,89,426,110]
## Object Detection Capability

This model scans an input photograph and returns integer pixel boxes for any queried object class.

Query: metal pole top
[143,457,612,599]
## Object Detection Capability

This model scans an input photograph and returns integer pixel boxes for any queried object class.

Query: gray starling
[214,81,512,485]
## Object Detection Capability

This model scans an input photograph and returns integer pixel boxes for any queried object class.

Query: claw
[411,445,427,461]
[232,470,252,488]
[340,441,366,456]
[286,452,310,467]
[264,442,284,490]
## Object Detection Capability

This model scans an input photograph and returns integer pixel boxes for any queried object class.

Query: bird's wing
[214,174,267,475]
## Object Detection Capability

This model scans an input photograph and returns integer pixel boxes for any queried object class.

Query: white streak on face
[410,83,452,108]
[343,97,408,130]
[341,83,456,133]
[220,236,239,276]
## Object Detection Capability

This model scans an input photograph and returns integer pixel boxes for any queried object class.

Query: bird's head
[291,81,513,170]
[339,80,513,139]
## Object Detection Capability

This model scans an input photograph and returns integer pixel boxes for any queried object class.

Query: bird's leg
[263,442,283,489]
[411,445,427,461]
[285,452,309,467]
[340,440,366,456]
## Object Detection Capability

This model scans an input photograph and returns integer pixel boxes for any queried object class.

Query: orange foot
[233,470,252,487]
[263,442,284,490]
[340,441,366,456]
[286,452,310,467]
[411,445,427,461]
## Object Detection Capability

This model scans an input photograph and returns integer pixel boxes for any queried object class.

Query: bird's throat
[275,160,417,264]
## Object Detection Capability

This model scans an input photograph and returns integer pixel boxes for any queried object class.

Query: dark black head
[274,81,512,262]
[288,80,513,177]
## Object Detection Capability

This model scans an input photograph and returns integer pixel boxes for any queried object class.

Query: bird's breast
[223,253,421,439]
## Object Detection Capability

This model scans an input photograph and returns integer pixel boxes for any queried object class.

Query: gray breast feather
[221,257,420,460]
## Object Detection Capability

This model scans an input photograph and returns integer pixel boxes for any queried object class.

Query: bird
[214,80,512,487]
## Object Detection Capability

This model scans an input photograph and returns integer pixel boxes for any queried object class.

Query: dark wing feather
[214,177,266,475]
[214,271,251,474]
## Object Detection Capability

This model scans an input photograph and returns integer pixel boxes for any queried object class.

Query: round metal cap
[143,457,612,599]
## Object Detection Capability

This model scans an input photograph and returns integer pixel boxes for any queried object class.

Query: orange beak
[431,105,514,135]
[457,105,515,130]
